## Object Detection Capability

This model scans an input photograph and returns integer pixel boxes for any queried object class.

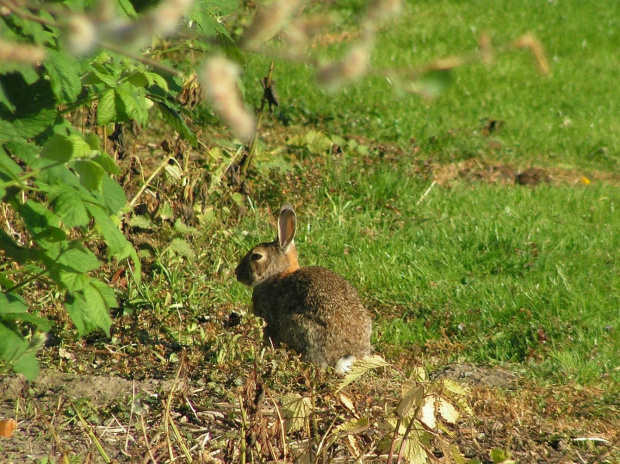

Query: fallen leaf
[0,419,17,438]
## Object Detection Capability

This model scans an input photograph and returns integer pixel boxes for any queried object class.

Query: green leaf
[0,83,16,112]
[51,245,101,274]
[85,203,132,259]
[116,82,148,126]
[97,88,117,125]
[146,71,169,91]
[13,352,39,380]
[17,200,62,238]
[93,152,120,175]
[170,238,196,260]
[44,49,83,103]
[66,280,114,336]
[305,130,332,155]
[0,293,29,313]
[156,102,198,148]
[128,215,153,229]
[84,132,102,150]
[67,134,94,158]
[116,0,138,18]
[216,31,246,66]
[0,120,19,144]
[52,188,90,227]
[73,159,105,191]
[0,319,42,380]
[97,175,127,214]
[1,312,53,331]
[40,134,74,163]
[0,147,24,179]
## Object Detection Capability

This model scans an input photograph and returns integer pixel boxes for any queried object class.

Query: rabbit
[235,203,372,371]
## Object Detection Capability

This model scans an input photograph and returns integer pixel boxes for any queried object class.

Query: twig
[238,394,248,464]
[386,417,402,464]
[127,151,175,210]
[241,61,275,175]
[140,414,158,464]
[416,181,437,206]
[71,400,111,463]
[162,354,191,462]
[265,388,287,459]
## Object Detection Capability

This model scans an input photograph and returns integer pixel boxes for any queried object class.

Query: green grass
[228,166,619,385]
[222,0,620,386]
[244,0,619,171]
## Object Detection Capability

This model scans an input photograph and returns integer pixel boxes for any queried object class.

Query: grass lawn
[232,0,619,386]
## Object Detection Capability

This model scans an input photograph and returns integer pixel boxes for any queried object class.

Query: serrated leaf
[116,0,138,18]
[52,188,90,227]
[67,134,94,158]
[40,134,74,163]
[1,312,53,331]
[336,355,389,391]
[44,49,82,103]
[92,152,120,174]
[418,396,437,429]
[173,219,196,234]
[170,238,196,260]
[116,83,148,126]
[0,320,41,380]
[127,71,150,88]
[98,175,127,214]
[0,148,23,178]
[56,248,100,275]
[18,200,62,236]
[442,378,470,397]
[337,392,357,416]
[146,71,169,91]
[0,293,29,313]
[156,102,198,148]
[97,88,117,125]
[12,352,39,380]
[396,382,424,418]
[0,83,15,112]
[398,436,429,464]
[280,393,312,434]
[304,130,332,155]
[128,215,153,229]
[333,417,369,435]
[73,159,105,191]
[438,398,459,424]
[85,203,132,259]
[66,281,114,336]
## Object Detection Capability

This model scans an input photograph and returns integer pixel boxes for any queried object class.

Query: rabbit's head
[235,203,300,287]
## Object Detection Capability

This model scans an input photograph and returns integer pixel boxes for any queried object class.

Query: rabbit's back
[252,266,372,366]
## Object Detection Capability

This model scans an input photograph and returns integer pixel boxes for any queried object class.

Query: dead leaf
[0,419,17,438]
[418,396,437,429]
[337,392,358,417]
[438,398,460,424]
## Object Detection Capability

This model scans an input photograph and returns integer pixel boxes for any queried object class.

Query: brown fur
[235,203,372,367]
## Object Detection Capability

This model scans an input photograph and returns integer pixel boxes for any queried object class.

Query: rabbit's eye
[251,253,262,261]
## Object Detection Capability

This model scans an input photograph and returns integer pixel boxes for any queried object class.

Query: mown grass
[244,0,619,171]
[227,161,619,385]
[228,0,620,386]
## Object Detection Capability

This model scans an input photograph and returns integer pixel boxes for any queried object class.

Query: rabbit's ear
[277,203,297,249]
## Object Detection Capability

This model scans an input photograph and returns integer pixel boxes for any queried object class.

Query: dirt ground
[1,360,617,463]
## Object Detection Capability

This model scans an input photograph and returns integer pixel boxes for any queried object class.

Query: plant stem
[241,61,275,176]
